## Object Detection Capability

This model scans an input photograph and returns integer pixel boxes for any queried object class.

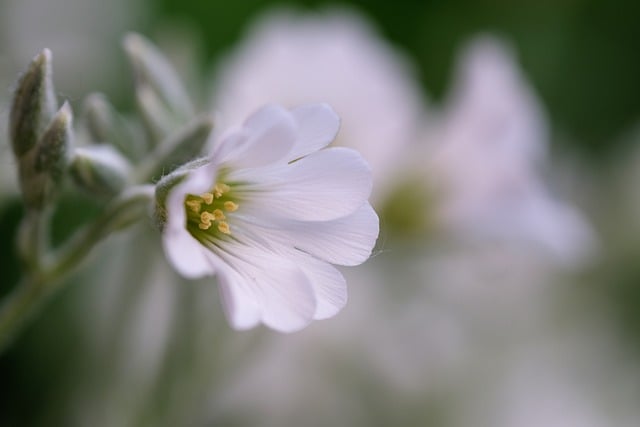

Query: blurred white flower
[421,36,596,264]
[206,240,640,427]
[211,8,427,202]
[160,103,378,332]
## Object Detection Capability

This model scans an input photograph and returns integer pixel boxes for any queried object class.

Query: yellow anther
[224,201,239,212]
[200,211,215,223]
[214,183,230,198]
[198,221,212,230]
[213,209,226,220]
[201,192,214,204]
[185,199,202,213]
[217,221,230,234]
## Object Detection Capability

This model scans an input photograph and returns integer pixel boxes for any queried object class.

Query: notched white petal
[217,271,262,330]
[229,104,297,168]
[216,244,318,332]
[288,103,340,161]
[286,203,379,266]
[300,257,348,320]
[247,147,373,221]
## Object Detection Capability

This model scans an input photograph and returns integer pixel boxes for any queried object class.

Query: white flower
[211,8,426,202]
[420,36,596,264]
[159,103,379,332]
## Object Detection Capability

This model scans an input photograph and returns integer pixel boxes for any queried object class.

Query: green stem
[17,207,52,272]
[0,185,155,353]
[46,185,155,279]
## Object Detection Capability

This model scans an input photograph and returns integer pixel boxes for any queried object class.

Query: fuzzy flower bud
[83,93,145,160]
[9,48,57,158]
[19,103,73,210]
[69,145,131,198]
[123,32,194,128]
[135,115,214,182]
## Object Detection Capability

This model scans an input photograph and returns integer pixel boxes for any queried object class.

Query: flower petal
[288,103,340,161]
[163,164,219,279]
[241,147,372,221]
[162,228,213,279]
[286,203,379,266]
[239,203,379,266]
[216,269,262,330]
[299,257,348,320]
[218,104,297,168]
[214,243,317,332]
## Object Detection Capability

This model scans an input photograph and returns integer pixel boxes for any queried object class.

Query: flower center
[184,182,239,236]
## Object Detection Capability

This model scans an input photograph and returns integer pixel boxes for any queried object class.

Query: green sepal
[154,157,209,230]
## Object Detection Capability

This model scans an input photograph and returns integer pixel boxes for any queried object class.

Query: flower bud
[9,49,57,158]
[135,83,177,141]
[135,114,214,182]
[36,103,73,180]
[19,103,73,210]
[123,32,194,122]
[69,145,131,198]
[83,93,145,159]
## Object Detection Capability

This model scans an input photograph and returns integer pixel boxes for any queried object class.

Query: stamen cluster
[185,182,239,235]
